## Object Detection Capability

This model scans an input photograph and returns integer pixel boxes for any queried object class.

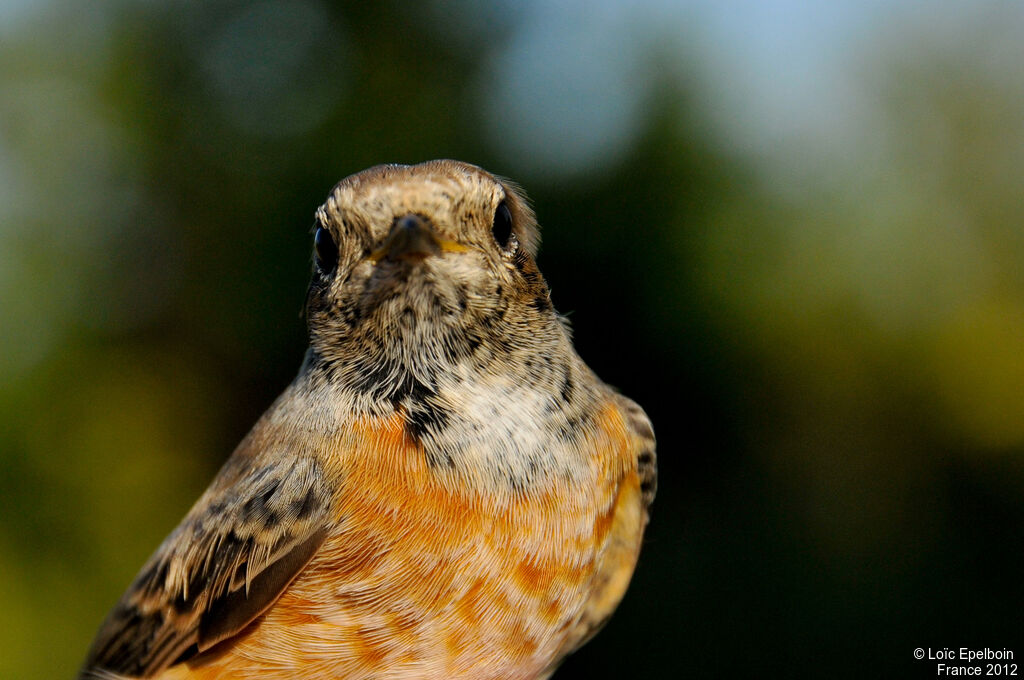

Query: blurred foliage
[1,1,1022,678]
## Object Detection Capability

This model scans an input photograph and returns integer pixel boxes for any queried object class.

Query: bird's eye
[314,226,338,272]
[492,201,514,250]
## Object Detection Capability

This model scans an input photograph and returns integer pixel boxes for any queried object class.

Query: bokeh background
[2,0,1023,677]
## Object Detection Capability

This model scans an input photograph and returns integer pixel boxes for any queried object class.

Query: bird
[79,159,657,680]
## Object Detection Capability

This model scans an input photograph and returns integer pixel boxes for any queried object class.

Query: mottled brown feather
[81,404,333,678]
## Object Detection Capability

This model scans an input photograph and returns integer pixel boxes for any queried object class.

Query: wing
[559,394,657,658]
[80,447,332,679]
[619,395,657,512]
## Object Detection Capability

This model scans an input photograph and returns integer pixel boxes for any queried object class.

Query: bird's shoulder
[553,390,656,660]
[80,393,338,679]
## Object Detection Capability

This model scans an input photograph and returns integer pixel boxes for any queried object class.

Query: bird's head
[305,160,566,394]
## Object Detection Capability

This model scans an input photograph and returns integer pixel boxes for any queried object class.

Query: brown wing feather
[557,395,657,660]
[80,452,331,679]
[618,395,657,512]
[614,393,655,516]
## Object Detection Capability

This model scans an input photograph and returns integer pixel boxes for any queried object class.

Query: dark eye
[492,201,514,250]
[314,226,338,272]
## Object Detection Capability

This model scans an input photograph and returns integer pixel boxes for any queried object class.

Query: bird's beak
[369,214,468,263]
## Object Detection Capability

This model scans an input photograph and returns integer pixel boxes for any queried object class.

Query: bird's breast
[175,402,637,680]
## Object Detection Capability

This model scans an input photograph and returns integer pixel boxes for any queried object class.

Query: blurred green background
[2,0,1022,677]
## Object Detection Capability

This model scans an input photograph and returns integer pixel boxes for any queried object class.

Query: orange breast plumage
[169,402,644,680]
